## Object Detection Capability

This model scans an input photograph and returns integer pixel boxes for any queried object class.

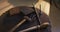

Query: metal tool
[9,16,31,32]
[18,22,49,32]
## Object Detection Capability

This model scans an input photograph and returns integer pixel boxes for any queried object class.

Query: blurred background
[0,0,60,32]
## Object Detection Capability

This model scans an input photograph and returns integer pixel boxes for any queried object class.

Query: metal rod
[9,16,31,32]
[18,22,49,32]
[18,25,40,32]
[32,3,41,24]
[9,19,26,32]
